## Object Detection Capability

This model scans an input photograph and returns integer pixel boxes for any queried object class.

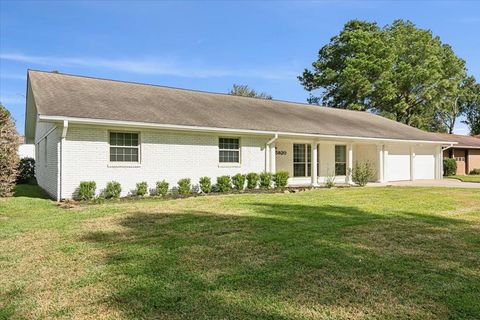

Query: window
[335,145,346,176]
[293,144,312,177]
[109,132,139,162]
[219,138,240,163]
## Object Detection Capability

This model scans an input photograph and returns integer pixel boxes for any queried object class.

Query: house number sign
[276,150,287,156]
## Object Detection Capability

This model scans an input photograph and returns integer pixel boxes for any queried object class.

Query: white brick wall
[35,122,59,199]
[61,125,269,198]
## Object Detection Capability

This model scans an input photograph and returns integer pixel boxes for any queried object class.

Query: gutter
[442,144,454,152]
[38,115,458,146]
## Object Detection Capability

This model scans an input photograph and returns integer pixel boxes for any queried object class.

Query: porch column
[435,145,442,179]
[347,143,353,184]
[265,144,270,173]
[410,146,415,181]
[270,142,276,173]
[377,144,384,183]
[383,147,389,182]
[311,143,318,186]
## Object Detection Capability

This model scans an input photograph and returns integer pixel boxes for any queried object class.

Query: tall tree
[299,19,469,131]
[462,81,480,135]
[229,84,272,99]
[435,76,476,134]
[0,103,20,197]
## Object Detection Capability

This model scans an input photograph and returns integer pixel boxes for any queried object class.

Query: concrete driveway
[368,179,480,188]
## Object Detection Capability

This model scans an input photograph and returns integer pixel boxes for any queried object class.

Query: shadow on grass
[13,184,50,199]
[82,202,480,319]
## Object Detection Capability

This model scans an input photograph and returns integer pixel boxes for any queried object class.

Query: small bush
[216,175,231,192]
[259,172,272,189]
[104,181,121,199]
[199,176,212,194]
[136,182,148,196]
[156,180,169,196]
[273,171,289,190]
[325,170,336,188]
[232,173,246,191]
[351,161,376,187]
[443,158,457,176]
[469,168,480,175]
[78,181,96,201]
[177,178,191,195]
[246,172,259,189]
[17,157,35,184]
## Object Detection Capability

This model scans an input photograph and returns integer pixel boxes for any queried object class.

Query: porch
[264,138,443,186]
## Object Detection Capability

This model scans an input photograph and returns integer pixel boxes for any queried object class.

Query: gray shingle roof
[28,70,451,142]
[434,133,480,148]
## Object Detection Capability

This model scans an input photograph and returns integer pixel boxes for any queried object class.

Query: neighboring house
[437,133,480,175]
[25,70,455,200]
[18,135,35,159]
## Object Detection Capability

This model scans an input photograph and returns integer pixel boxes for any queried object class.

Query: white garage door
[387,145,411,181]
[414,147,435,180]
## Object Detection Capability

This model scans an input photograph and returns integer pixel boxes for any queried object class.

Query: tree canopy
[229,84,272,99]
[299,19,475,132]
[461,81,480,135]
[0,103,20,197]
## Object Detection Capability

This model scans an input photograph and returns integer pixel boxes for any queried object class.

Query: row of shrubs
[77,171,290,201]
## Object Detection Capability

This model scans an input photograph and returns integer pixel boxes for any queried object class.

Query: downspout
[265,133,278,172]
[442,144,454,153]
[58,120,68,201]
[438,144,454,180]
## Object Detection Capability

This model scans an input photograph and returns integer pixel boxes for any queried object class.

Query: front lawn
[448,175,480,183]
[1,185,479,319]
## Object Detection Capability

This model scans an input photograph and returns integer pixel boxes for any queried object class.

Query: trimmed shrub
[136,182,148,196]
[470,168,480,175]
[17,157,35,184]
[104,181,121,199]
[273,171,289,190]
[156,180,169,196]
[177,178,191,195]
[199,176,212,194]
[78,181,96,201]
[246,172,259,190]
[216,175,231,192]
[351,161,376,187]
[0,104,20,197]
[443,158,457,176]
[232,173,246,191]
[259,172,272,189]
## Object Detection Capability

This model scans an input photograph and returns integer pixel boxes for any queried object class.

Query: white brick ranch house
[25,70,455,200]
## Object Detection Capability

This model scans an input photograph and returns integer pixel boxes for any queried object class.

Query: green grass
[1,184,480,319]
[447,175,480,183]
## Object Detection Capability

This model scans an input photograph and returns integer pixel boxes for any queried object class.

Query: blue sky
[1,0,479,135]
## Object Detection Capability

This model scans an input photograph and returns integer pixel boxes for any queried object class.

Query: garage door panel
[387,146,410,181]
[414,147,435,180]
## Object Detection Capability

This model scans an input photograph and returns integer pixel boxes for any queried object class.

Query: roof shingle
[28,70,451,142]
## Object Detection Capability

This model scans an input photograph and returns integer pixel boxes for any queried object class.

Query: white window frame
[218,137,241,164]
[293,143,312,177]
[109,131,141,163]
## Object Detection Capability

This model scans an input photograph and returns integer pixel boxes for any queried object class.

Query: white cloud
[0,52,297,80]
